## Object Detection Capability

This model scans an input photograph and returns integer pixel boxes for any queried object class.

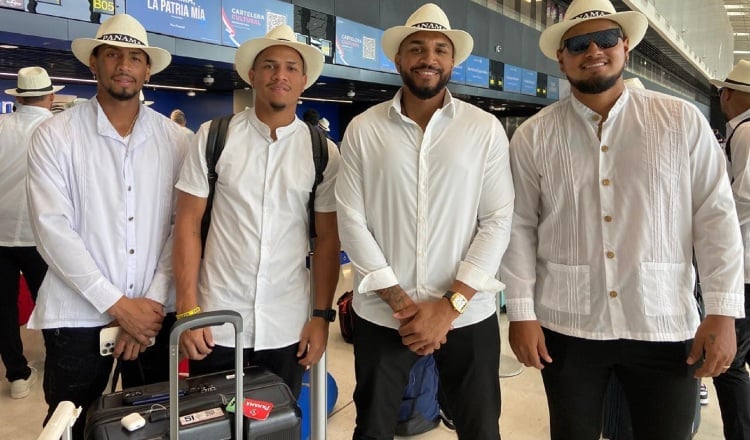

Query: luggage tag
[243,398,274,421]
[225,397,236,414]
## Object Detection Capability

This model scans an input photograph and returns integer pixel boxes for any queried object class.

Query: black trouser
[351,312,501,440]
[189,342,306,398]
[42,313,176,440]
[0,246,47,381]
[541,328,698,440]
[713,284,750,440]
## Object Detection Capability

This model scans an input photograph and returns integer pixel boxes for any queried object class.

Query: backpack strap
[306,122,329,250]
[201,114,234,255]
[725,117,750,163]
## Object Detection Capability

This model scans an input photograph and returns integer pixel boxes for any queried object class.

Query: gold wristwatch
[443,291,468,314]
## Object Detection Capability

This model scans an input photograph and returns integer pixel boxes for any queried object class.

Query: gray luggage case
[84,311,302,439]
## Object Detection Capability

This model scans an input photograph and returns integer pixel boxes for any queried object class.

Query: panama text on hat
[234,24,324,90]
[711,60,750,94]
[538,0,648,61]
[381,3,474,65]
[71,14,172,74]
[4,66,64,97]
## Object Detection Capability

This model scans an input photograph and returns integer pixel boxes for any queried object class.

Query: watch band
[312,308,336,322]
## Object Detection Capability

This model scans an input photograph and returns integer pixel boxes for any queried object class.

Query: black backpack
[200,114,328,253]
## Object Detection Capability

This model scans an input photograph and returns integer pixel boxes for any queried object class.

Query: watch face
[451,294,468,313]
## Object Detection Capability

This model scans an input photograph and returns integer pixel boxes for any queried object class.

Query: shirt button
[609,290,618,298]
[129,284,134,289]
[601,145,609,152]
[592,115,600,122]
[129,249,135,254]
[128,217,134,221]
[602,179,611,186]
[606,251,615,259]
[128,186,132,191]
[604,215,612,222]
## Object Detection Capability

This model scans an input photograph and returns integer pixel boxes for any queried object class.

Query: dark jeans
[713,284,750,440]
[351,312,501,440]
[0,246,47,381]
[42,313,176,440]
[189,342,306,398]
[541,328,698,440]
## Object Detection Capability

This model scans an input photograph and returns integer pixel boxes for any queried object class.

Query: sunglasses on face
[561,28,624,55]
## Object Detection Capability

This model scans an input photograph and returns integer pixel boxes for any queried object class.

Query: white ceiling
[728,0,750,64]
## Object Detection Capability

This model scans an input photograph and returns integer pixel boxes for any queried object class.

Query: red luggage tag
[243,398,274,421]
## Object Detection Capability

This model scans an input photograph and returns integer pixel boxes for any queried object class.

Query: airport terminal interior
[0,0,748,438]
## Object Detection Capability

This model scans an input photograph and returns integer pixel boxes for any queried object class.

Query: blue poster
[450,63,466,84]
[503,64,522,93]
[377,29,397,74]
[465,55,489,88]
[334,17,380,71]
[547,76,559,100]
[221,0,293,47]
[521,68,537,96]
[127,0,221,44]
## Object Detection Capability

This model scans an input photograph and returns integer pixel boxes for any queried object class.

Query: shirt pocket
[640,262,692,317]
[539,262,591,314]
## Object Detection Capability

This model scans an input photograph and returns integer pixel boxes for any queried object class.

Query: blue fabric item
[395,355,440,436]
[298,370,338,440]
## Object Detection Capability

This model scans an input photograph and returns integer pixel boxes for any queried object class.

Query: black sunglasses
[561,28,623,55]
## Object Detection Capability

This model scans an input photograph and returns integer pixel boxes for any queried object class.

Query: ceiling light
[725,4,746,9]
[186,90,196,97]
[0,44,18,49]
[299,96,352,104]
[727,11,745,16]
[735,32,750,36]
[734,50,750,54]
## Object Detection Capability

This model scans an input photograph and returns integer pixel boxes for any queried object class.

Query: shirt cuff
[456,261,505,293]
[85,278,124,314]
[506,297,538,322]
[356,266,399,295]
[144,271,170,307]
[703,291,746,318]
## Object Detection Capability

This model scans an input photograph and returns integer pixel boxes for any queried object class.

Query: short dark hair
[92,44,151,66]
[18,95,48,105]
[302,108,320,125]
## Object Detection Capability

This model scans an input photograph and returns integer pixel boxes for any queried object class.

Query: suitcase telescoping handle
[169,310,244,440]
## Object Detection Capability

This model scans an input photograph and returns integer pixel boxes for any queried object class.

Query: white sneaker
[700,383,709,406]
[10,367,37,399]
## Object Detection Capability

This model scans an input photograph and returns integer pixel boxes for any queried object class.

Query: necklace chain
[124,111,138,137]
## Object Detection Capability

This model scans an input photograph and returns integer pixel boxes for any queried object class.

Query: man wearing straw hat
[26,14,189,438]
[710,59,750,440]
[500,0,743,438]
[336,3,513,438]
[173,24,340,397]
[0,67,62,400]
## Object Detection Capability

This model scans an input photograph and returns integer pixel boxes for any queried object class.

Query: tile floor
[0,264,727,439]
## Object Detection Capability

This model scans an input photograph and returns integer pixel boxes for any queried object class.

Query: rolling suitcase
[84,310,302,439]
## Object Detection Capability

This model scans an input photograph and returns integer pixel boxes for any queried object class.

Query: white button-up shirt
[0,105,53,246]
[175,109,340,350]
[336,90,514,330]
[27,98,189,329]
[726,108,750,283]
[501,88,744,342]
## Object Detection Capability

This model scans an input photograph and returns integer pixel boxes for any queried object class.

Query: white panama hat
[538,0,648,61]
[711,60,750,94]
[71,14,172,74]
[235,24,324,90]
[5,66,64,96]
[381,3,474,65]
[318,117,330,132]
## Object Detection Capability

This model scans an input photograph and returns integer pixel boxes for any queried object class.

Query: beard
[400,66,451,100]
[270,102,287,112]
[567,64,624,95]
[104,85,139,102]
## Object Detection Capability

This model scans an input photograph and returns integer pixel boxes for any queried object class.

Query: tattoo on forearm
[377,285,409,311]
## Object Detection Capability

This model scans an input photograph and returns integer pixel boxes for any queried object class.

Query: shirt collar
[570,87,630,124]
[248,108,301,140]
[387,87,457,120]
[16,104,52,117]
[728,107,750,133]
